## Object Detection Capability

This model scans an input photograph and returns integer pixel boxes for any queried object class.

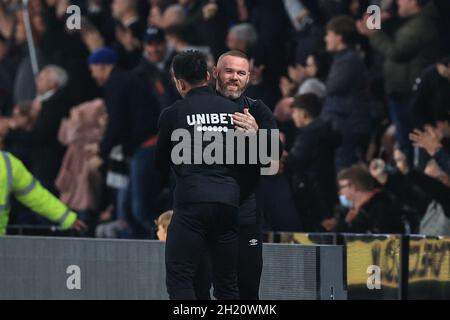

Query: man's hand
[85,143,100,155]
[232,108,258,133]
[321,218,337,231]
[356,15,376,36]
[202,2,218,20]
[369,159,388,185]
[409,127,442,156]
[87,155,104,170]
[72,219,88,233]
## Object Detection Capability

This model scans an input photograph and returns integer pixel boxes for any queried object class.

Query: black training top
[155,85,244,208]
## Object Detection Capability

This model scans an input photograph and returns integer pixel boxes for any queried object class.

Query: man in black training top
[194,50,281,300]
[155,50,245,300]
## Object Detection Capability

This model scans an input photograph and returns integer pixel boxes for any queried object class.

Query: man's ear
[178,79,187,91]
[213,66,218,79]
[206,71,211,82]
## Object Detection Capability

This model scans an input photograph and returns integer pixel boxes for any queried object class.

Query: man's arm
[434,148,450,176]
[9,153,80,230]
[408,169,450,211]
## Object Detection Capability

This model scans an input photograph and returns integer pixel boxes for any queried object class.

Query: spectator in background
[0,34,19,116]
[286,93,338,231]
[148,1,177,28]
[6,65,71,191]
[160,4,187,29]
[140,27,175,73]
[111,0,146,40]
[322,15,372,170]
[357,0,440,160]
[55,99,107,233]
[111,0,145,69]
[283,0,325,66]
[165,24,211,56]
[177,0,207,45]
[40,1,100,106]
[88,47,162,239]
[13,9,46,105]
[327,165,406,234]
[411,56,450,129]
[134,27,178,110]
[410,113,450,175]
[280,51,331,99]
[370,149,450,235]
[226,23,258,59]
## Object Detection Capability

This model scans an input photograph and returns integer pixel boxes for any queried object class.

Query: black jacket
[100,68,161,160]
[411,56,450,127]
[434,148,450,176]
[231,94,281,225]
[286,118,338,230]
[6,88,72,188]
[338,191,405,234]
[155,86,244,208]
[322,48,372,135]
[133,57,179,111]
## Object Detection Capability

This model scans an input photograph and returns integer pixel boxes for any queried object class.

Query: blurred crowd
[1,0,450,238]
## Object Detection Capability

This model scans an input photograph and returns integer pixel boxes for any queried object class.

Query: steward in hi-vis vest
[0,151,85,235]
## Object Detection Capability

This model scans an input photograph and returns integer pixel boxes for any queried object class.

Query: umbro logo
[249,239,258,246]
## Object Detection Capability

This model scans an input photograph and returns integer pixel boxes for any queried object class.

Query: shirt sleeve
[10,153,77,229]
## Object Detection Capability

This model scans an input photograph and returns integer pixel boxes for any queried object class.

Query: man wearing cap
[88,47,162,238]
[134,27,178,110]
[142,27,176,73]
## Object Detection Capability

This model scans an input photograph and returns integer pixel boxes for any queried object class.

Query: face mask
[339,195,353,208]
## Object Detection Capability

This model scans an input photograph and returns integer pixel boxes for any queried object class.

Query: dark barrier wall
[260,244,347,300]
[0,236,346,300]
[271,232,450,300]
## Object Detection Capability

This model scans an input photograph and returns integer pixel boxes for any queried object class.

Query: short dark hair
[326,15,358,47]
[217,50,249,65]
[337,165,377,192]
[171,50,208,85]
[292,93,322,119]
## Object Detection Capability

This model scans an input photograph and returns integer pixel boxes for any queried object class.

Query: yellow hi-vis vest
[0,151,77,235]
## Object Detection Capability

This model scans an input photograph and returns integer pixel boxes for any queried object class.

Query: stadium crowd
[1,0,450,238]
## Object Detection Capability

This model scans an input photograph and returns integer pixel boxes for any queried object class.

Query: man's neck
[184,83,209,96]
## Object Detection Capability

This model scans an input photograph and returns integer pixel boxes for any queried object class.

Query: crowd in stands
[1,0,450,238]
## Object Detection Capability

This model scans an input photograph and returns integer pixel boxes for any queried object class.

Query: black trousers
[165,202,239,300]
[237,221,263,300]
[193,220,263,300]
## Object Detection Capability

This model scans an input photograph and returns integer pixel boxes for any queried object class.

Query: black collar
[186,85,215,97]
